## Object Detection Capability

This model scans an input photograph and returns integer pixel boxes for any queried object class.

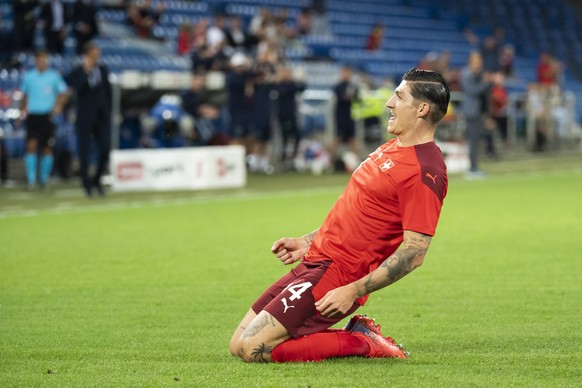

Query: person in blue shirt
[20,49,68,190]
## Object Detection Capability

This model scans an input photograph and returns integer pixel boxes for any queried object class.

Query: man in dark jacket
[67,42,111,196]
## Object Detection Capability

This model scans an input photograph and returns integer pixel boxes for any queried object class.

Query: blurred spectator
[19,49,68,190]
[127,0,163,39]
[225,16,248,50]
[67,42,111,197]
[271,15,294,50]
[177,23,193,55]
[226,53,255,151]
[295,7,313,36]
[549,86,570,142]
[527,83,550,152]
[207,14,228,51]
[73,0,99,55]
[489,71,509,146]
[192,18,209,49]
[499,44,515,78]
[126,2,143,34]
[480,36,500,72]
[191,43,216,73]
[331,66,360,165]
[365,24,384,52]
[537,52,556,86]
[248,51,277,174]
[13,0,39,54]
[275,67,306,166]
[460,51,490,177]
[181,74,227,146]
[418,51,439,71]
[249,8,271,38]
[40,0,70,55]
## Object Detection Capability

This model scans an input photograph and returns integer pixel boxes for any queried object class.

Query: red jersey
[304,138,448,304]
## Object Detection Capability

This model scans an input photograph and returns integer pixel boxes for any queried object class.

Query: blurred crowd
[416,26,573,176]
[9,0,99,59]
[125,4,316,173]
[1,2,579,188]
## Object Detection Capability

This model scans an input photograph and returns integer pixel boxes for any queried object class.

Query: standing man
[460,51,490,178]
[72,0,99,55]
[226,53,255,152]
[40,0,70,55]
[13,0,39,54]
[332,66,360,168]
[230,68,450,363]
[275,66,306,166]
[67,42,111,197]
[20,49,68,190]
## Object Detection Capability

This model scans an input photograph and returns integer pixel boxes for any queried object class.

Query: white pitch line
[0,186,346,220]
[1,168,580,220]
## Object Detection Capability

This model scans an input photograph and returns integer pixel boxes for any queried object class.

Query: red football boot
[346,315,408,359]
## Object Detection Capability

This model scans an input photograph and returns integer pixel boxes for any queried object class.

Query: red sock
[270,331,370,362]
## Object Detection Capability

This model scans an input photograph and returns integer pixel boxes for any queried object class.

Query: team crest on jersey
[379,159,395,171]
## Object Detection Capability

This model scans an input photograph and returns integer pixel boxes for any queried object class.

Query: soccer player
[20,49,68,190]
[230,68,450,363]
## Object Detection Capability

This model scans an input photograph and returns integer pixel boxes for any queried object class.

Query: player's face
[385,80,421,136]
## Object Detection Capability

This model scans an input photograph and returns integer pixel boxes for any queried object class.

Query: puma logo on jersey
[426,172,438,184]
[281,298,295,314]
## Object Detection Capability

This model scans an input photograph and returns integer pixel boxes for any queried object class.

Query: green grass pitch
[1,158,581,387]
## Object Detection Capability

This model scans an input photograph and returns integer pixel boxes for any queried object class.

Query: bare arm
[19,94,27,113]
[271,228,319,265]
[53,92,69,115]
[315,230,432,317]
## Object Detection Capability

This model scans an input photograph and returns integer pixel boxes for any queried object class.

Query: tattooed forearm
[354,232,431,298]
[251,343,273,363]
[303,229,319,246]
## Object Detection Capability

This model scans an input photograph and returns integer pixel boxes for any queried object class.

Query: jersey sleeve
[55,72,68,94]
[397,172,444,236]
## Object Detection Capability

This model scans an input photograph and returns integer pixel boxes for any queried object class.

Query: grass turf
[1,160,581,387]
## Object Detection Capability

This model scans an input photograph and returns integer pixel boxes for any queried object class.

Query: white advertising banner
[110,146,246,191]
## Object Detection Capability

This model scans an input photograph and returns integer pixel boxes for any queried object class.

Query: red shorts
[251,260,360,338]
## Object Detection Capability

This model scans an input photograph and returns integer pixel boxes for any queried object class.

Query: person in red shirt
[230,68,450,363]
[537,52,556,86]
[365,24,385,51]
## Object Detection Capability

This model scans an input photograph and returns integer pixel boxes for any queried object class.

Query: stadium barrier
[110,145,246,191]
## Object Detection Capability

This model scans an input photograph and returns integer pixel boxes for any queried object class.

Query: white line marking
[0,186,345,220]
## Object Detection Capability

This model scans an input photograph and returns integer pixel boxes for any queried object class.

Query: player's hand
[271,237,309,265]
[315,284,358,318]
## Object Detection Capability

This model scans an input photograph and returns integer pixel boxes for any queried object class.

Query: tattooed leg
[250,343,274,363]
[238,310,291,363]
[229,309,257,356]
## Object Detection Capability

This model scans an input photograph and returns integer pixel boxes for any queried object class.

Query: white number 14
[283,281,313,301]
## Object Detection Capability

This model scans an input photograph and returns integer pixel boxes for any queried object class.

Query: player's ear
[418,102,430,119]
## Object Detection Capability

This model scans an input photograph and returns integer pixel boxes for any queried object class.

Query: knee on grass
[233,338,274,363]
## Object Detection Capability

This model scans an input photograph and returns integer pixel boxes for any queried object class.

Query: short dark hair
[402,67,450,123]
[35,49,49,58]
[83,41,98,55]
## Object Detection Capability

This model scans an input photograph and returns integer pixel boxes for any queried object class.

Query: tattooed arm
[315,230,432,317]
[271,229,319,265]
